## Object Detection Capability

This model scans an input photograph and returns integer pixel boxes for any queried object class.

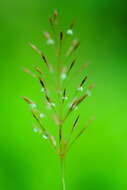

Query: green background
[0,0,127,189]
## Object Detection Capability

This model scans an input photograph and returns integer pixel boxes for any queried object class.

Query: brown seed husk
[72,115,80,131]
[60,32,63,40]
[39,78,45,89]
[80,76,88,87]
[44,31,50,39]
[23,68,36,78]
[35,66,43,75]
[29,43,42,55]
[21,96,33,104]
[67,59,76,74]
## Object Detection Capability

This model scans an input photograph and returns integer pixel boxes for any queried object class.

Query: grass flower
[33,127,39,133]
[66,29,73,35]
[22,10,95,190]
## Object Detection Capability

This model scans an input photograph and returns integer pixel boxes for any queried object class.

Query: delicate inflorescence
[22,10,95,158]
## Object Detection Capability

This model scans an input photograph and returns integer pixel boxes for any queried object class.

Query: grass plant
[22,10,94,190]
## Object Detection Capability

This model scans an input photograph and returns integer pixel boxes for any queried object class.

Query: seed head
[22,10,95,161]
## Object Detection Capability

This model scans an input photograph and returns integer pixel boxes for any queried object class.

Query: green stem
[60,158,66,190]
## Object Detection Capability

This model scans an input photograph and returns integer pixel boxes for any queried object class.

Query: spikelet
[67,59,76,75]
[32,111,45,131]
[29,43,42,55]
[41,54,49,68]
[66,39,80,57]
[35,66,43,76]
[21,96,33,104]
[60,31,63,41]
[39,78,46,89]
[62,88,68,103]
[23,68,36,78]
[69,20,76,30]
[53,9,58,24]
[29,42,53,71]
[71,94,88,110]
[71,115,80,132]
[80,76,87,87]
[44,31,51,40]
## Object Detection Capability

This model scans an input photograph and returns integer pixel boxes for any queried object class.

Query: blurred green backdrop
[0,0,127,189]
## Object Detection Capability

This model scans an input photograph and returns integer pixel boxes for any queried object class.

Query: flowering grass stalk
[22,9,95,190]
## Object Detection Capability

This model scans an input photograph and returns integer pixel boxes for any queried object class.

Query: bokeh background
[0,0,127,189]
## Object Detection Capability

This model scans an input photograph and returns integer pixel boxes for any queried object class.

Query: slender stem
[60,158,66,190]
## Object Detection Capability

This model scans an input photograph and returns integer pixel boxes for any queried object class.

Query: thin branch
[66,117,95,153]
